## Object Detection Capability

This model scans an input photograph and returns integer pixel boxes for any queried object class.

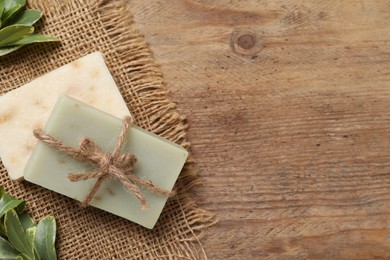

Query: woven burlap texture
[0,0,216,259]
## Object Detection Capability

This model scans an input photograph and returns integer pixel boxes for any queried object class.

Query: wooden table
[128,1,390,258]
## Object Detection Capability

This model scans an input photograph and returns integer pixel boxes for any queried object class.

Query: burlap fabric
[0,0,216,258]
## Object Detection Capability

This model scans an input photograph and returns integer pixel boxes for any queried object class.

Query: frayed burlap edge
[1,0,218,258]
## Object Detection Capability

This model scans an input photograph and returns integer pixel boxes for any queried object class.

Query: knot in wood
[237,34,256,49]
[231,28,263,56]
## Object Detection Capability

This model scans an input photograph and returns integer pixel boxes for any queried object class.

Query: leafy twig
[0,0,59,56]
[0,187,57,260]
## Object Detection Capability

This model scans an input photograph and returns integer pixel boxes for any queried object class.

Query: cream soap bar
[24,95,188,229]
[0,52,130,180]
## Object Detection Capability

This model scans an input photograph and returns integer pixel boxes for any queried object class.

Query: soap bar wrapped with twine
[33,116,175,210]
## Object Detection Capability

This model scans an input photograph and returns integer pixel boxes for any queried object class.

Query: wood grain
[127,0,390,259]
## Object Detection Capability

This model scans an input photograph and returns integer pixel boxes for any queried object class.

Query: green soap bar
[24,95,188,229]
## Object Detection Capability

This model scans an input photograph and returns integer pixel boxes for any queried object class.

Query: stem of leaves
[0,187,57,260]
[0,0,59,56]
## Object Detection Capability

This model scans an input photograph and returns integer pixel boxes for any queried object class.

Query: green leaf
[2,193,25,214]
[0,45,21,56]
[25,227,36,256]
[19,213,36,232]
[2,0,26,25]
[4,209,34,260]
[7,9,42,26]
[0,24,33,47]
[3,0,26,9]
[0,236,22,260]
[3,0,26,11]
[0,195,25,219]
[23,220,37,260]
[0,222,6,236]
[34,216,57,260]
[0,0,5,27]
[10,33,59,45]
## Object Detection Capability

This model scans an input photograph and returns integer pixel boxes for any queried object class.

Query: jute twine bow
[33,116,175,210]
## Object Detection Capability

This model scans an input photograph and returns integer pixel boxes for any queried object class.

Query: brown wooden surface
[127,1,390,259]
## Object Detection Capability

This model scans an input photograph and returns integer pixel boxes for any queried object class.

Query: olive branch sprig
[0,0,59,56]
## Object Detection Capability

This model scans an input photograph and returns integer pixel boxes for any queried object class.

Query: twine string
[33,116,175,210]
